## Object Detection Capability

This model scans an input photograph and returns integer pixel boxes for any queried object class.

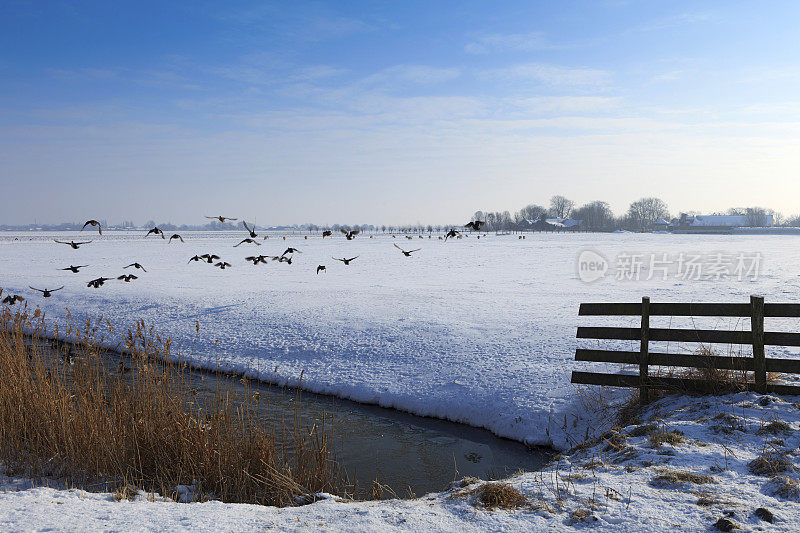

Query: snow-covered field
[1,391,798,531]
[2,230,800,449]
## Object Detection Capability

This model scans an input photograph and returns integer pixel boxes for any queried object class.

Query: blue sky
[2,1,800,225]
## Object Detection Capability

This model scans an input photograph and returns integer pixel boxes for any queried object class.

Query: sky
[1,1,800,226]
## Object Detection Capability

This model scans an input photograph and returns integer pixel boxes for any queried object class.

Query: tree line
[469,196,798,233]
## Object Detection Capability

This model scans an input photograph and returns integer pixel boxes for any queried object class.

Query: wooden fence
[570,296,800,402]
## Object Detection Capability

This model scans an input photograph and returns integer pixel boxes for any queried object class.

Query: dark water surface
[34,338,553,498]
[183,364,554,497]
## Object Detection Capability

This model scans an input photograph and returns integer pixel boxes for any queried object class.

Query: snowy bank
[1,391,798,531]
[2,231,800,449]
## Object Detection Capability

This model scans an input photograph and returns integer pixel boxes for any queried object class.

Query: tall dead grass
[0,304,335,506]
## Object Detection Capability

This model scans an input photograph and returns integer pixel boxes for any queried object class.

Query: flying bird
[146,227,165,239]
[341,229,360,240]
[394,244,420,257]
[206,215,237,223]
[54,240,92,249]
[87,277,112,288]
[168,234,184,243]
[316,265,326,274]
[188,255,203,263]
[245,255,269,265]
[332,256,358,265]
[445,229,460,241]
[61,265,88,273]
[242,220,258,238]
[281,247,301,256]
[200,254,220,264]
[270,256,293,264]
[81,220,102,234]
[322,230,332,238]
[29,286,64,297]
[214,261,232,270]
[2,294,25,305]
[464,220,485,231]
[234,238,260,247]
[117,274,138,282]
[124,263,147,272]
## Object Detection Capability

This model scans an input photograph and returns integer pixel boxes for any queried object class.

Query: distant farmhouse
[520,217,583,232]
[662,214,800,235]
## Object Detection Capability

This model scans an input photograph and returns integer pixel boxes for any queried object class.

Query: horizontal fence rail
[571,296,800,400]
[579,302,800,318]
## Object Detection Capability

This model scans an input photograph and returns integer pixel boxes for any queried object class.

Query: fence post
[750,295,766,394]
[639,296,650,403]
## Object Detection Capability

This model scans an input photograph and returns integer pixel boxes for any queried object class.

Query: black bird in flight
[270,256,293,264]
[464,220,485,231]
[87,277,112,288]
[206,215,237,223]
[200,254,220,264]
[333,256,358,265]
[341,229,360,240]
[146,227,165,239]
[445,229,460,241]
[54,239,92,249]
[322,230,332,238]
[281,247,301,256]
[168,234,184,243]
[316,265,326,274]
[245,255,269,265]
[394,243,420,257]
[30,286,64,297]
[188,255,203,263]
[2,294,25,305]
[124,263,147,272]
[234,238,260,247]
[214,261,232,269]
[242,220,258,238]
[61,265,88,273]
[118,274,138,282]
[81,220,102,234]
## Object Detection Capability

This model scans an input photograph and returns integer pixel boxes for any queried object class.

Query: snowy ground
[1,391,797,531]
[2,230,800,449]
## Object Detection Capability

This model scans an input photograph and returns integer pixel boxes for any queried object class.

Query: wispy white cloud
[361,65,461,86]
[631,11,717,33]
[505,96,622,114]
[480,63,612,86]
[465,32,553,54]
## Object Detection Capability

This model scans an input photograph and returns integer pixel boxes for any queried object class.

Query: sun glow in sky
[2,1,800,225]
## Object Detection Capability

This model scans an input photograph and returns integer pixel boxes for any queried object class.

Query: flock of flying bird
[1,217,486,306]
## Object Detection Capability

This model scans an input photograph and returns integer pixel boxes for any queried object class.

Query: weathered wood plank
[576,349,800,374]
[752,295,766,393]
[764,303,800,317]
[576,327,641,340]
[579,302,753,317]
[579,303,641,316]
[580,302,800,317]
[649,328,752,344]
[575,349,753,371]
[570,371,638,387]
[640,296,651,403]
[577,326,753,344]
[765,358,800,374]
[764,331,800,347]
[571,371,800,395]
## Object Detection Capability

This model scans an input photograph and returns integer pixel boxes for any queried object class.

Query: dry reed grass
[470,482,528,510]
[0,304,335,506]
